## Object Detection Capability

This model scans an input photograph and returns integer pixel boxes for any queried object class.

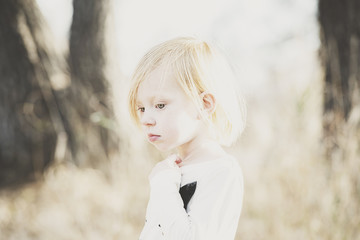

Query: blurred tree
[58,0,119,168]
[318,0,360,160]
[0,0,58,187]
[0,0,119,188]
[319,1,360,237]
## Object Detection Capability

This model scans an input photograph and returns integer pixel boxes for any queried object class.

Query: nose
[140,111,156,127]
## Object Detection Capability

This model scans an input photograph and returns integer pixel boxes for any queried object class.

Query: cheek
[158,104,200,136]
[174,111,200,135]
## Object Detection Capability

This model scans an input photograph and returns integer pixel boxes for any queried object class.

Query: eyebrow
[136,95,171,105]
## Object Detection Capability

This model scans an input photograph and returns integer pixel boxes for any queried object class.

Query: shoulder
[211,154,242,177]
[198,154,243,187]
[180,154,243,186]
[189,155,244,209]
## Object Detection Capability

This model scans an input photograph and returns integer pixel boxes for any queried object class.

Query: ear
[200,92,216,115]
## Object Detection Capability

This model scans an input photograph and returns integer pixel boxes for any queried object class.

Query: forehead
[137,66,183,101]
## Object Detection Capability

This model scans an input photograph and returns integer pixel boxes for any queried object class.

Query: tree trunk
[318,0,360,160]
[318,0,360,237]
[59,0,119,168]
[0,0,119,188]
[0,0,58,187]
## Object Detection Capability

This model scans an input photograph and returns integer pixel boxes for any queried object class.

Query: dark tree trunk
[318,1,360,237]
[59,0,119,168]
[0,0,119,188]
[318,0,360,159]
[0,0,58,187]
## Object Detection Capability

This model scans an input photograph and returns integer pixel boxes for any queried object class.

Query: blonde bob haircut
[128,37,246,146]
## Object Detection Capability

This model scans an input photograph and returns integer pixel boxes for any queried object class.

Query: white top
[139,155,244,240]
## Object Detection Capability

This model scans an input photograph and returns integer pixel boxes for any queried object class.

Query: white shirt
[139,155,244,240]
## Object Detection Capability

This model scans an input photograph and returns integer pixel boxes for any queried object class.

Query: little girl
[128,37,246,240]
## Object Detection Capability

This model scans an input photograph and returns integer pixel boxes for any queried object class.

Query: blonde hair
[128,37,246,146]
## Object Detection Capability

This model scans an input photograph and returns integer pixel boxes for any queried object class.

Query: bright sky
[36,0,319,95]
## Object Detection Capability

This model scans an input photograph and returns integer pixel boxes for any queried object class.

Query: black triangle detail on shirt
[179,181,197,210]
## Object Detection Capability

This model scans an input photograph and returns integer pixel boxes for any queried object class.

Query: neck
[177,136,225,166]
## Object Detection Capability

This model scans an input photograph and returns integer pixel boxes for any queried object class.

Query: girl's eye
[137,107,145,112]
[156,103,166,109]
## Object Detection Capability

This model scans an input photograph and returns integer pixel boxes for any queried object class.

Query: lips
[148,134,161,142]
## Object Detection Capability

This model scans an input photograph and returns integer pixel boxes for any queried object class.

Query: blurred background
[0,0,359,239]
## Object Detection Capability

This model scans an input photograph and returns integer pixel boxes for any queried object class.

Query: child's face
[136,66,202,152]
